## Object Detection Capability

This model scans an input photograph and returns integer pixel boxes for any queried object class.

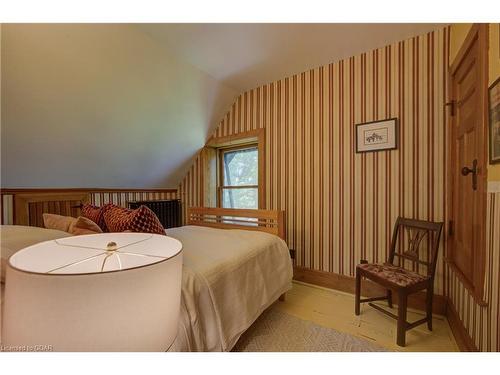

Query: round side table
[3,232,182,352]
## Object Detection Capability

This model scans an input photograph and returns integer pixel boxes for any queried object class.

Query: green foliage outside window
[222,147,258,209]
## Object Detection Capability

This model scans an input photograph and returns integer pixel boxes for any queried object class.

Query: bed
[0,199,293,352]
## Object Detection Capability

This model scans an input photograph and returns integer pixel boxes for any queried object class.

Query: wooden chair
[355,217,443,347]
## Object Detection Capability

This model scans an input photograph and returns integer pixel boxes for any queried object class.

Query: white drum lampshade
[3,233,183,352]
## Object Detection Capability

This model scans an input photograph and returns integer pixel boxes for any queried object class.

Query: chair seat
[357,263,429,287]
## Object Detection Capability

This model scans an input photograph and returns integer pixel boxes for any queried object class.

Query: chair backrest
[388,217,443,280]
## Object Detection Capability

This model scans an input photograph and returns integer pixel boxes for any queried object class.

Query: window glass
[222,188,258,209]
[221,146,258,209]
[223,148,258,186]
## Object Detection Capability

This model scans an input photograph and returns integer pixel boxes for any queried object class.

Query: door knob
[461,159,478,190]
[461,166,474,175]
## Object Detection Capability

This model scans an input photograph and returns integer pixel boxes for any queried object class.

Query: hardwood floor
[0,281,458,351]
[276,281,459,352]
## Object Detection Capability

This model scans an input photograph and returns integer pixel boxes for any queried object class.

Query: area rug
[233,307,387,352]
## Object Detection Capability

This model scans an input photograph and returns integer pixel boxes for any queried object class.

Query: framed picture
[489,76,500,164]
[355,118,398,153]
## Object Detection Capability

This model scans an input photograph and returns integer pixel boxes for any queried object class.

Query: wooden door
[448,24,488,302]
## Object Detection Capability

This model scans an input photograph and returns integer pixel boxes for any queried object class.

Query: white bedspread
[1,225,71,282]
[0,224,293,352]
[166,225,293,352]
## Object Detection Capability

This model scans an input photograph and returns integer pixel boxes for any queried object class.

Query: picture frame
[489,76,500,164]
[355,117,398,153]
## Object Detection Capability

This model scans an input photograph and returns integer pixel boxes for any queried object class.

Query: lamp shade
[2,233,183,352]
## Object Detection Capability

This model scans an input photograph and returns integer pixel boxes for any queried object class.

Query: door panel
[448,24,488,302]
[454,131,474,279]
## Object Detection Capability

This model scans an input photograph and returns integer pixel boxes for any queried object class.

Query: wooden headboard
[13,192,90,227]
[187,207,285,240]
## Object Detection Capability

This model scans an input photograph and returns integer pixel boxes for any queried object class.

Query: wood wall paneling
[14,192,89,226]
[0,188,178,225]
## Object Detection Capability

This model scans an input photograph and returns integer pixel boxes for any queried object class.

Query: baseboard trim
[293,266,447,315]
[446,299,478,352]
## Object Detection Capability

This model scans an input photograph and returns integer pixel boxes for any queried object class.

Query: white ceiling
[138,23,445,91]
[1,24,238,189]
[2,23,447,189]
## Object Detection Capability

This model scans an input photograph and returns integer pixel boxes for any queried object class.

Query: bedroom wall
[0,188,178,224]
[444,23,500,352]
[0,24,237,189]
[179,28,450,295]
[446,193,500,351]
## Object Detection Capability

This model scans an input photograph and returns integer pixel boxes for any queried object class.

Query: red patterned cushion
[357,263,428,287]
[81,203,113,232]
[103,205,165,235]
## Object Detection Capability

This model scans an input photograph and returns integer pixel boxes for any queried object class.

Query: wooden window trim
[219,185,259,189]
[218,144,259,209]
[204,129,265,209]
[446,23,489,305]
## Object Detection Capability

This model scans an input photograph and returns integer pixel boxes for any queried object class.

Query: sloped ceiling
[1,23,444,189]
[137,23,444,91]
[1,24,238,188]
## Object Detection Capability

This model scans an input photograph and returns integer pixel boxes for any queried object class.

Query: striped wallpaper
[88,190,177,207]
[447,192,500,351]
[1,26,495,351]
[1,190,178,224]
[445,23,500,351]
[179,28,450,295]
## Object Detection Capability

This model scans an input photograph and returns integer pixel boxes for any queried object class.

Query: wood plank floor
[1,281,458,351]
[276,281,459,352]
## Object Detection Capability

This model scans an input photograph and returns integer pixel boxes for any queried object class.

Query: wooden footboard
[187,207,285,240]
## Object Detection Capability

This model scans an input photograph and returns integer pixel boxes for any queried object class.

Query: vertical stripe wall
[89,190,177,207]
[179,28,450,295]
[447,191,500,351]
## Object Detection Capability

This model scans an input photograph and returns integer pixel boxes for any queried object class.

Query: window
[219,145,258,209]
[203,128,264,209]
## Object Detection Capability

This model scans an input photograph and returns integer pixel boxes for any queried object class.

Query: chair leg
[396,291,408,347]
[387,289,393,308]
[426,285,434,331]
[355,270,361,315]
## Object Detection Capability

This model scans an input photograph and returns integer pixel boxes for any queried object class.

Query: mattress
[0,224,293,351]
[166,225,293,351]
[1,225,72,283]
